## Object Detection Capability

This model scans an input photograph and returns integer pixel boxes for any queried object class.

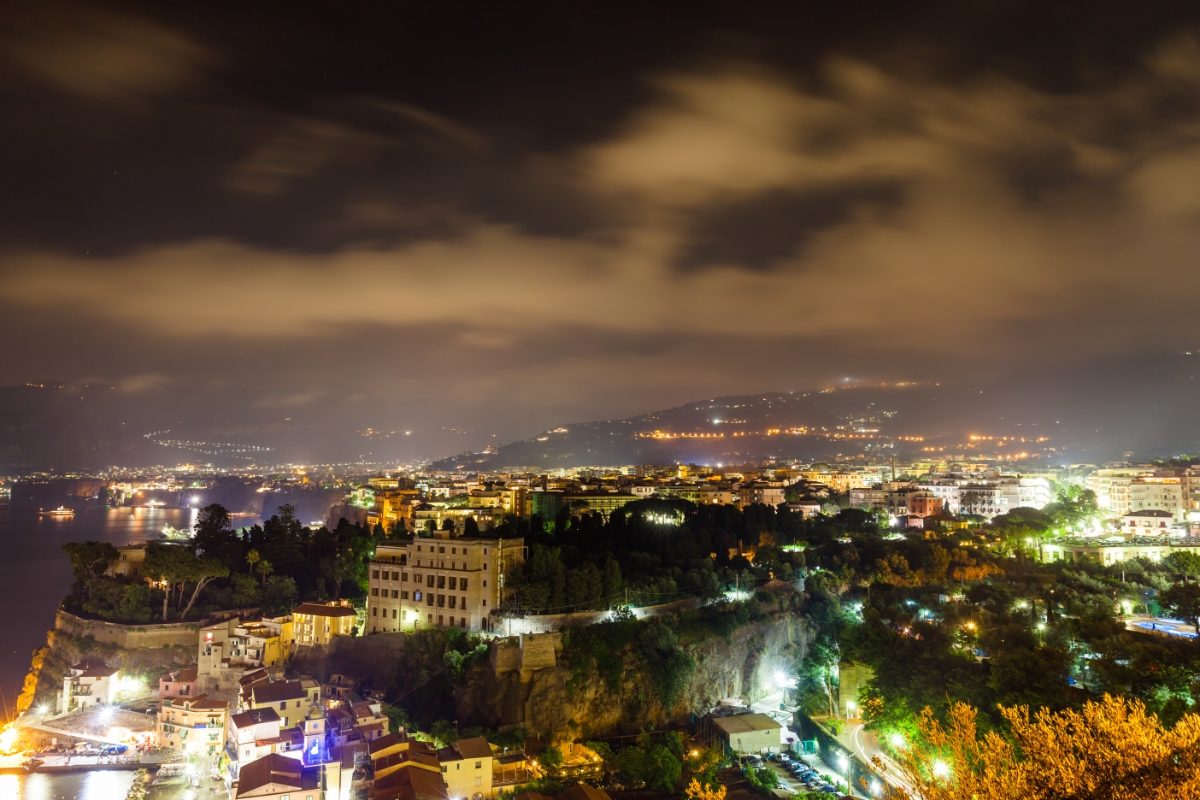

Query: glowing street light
[932,759,950,779]
[889,732,906,750]
[870,778,883,796]
[846,700,857,718]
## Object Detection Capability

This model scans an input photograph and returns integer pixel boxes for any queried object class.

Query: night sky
[3,2,1200,462]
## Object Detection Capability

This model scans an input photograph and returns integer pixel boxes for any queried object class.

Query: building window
[461,578,468,590]
[371,607,377,616]
[371,588,378,596]
[371,569,379,579]
[401,591,409,600]
[391,590,399,598]
[449,577,457,590]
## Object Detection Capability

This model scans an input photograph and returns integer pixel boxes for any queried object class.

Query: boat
[38,506,75,518]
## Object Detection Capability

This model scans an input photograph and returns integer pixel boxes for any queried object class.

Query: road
[844,722,917,799]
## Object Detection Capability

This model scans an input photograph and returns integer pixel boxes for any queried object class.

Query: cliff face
[18,625,194,715]
[458,608,811,743]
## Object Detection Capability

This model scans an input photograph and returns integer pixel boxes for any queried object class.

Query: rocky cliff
[458,595,811,742]
[17,624,194,715]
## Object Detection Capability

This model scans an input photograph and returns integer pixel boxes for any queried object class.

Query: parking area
[740,753,844,797]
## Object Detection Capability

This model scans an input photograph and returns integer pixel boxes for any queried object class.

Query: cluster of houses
[144,599,540,800]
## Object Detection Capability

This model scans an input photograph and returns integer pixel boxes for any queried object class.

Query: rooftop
[235,753,320,797]
[251,680,307,705]
[293,601,357,618]
[710,713,782,735]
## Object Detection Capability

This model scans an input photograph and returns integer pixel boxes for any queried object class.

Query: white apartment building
[366,534,526,634]
[1128,478,1185,520]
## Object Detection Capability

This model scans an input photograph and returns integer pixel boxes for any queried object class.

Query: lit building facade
[366,534,526,634]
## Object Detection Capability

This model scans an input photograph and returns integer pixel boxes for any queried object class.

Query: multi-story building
[246,679,321,729]
[1128,477,1185,520]
[1122,510,1175,536]
[1041,539,1200,567]
[198,616,293,692]
[159,667,198,700]
[736,483,785,508]
[437,736,496,799]
[226,707,283,781]
[60,659,118,714]
[291,601,357,647]
[157,695,228,758]
[366,534,526,634]
[1087,468,1154,515]
[233,753,321,800]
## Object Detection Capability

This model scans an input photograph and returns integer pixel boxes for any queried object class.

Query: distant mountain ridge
[431,369,1200,469]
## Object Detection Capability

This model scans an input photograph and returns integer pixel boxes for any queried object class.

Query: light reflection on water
[0,506,200,710]
[0,770,135,800]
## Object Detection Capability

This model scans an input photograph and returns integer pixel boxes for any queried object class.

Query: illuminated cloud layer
[1,4,1198,458]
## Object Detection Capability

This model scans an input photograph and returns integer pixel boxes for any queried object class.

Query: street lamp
[836,753,850,795]
[932,759,950,780]
[846,700,857,719]
[888,732,906,750]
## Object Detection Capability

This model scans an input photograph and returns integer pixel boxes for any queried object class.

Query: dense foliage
[63,503,376,622]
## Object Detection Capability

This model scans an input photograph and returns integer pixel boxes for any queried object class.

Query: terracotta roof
[251,680,306,705]
[235,753,319,797]
[561,785,613,800]
[229,707,280,729]
[373,765,449,800]
[375,744,440,772]
[165,667,197,683]
[71,659,117,678]
[293,601,357,617]
[369,730,411,756]
[453,736,493,760]
[167,694,227,711]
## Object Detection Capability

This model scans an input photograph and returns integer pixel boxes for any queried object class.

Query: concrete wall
[493,597,701,636]
[490,633,561,678]
[55,610,203,649]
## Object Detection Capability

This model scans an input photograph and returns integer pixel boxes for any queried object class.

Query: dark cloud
[2,2,1200,461]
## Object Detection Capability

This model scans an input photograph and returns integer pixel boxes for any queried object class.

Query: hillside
[431,365,1200,469]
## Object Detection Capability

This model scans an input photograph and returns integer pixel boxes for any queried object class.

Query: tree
[145,542,194,622]
[1163,551,1200,583]
[463,516,480,537]
[246,548,273,587]
[145,542,227,621]
[1161,581,1200,635]
[540,745,563,772]
[884,695,1200,800]
[178,555,228,619]
[63,541,119,583]
[193,504,242,571]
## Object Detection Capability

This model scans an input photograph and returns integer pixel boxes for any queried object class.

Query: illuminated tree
[883,694,1200,800]
[684,777,726,800]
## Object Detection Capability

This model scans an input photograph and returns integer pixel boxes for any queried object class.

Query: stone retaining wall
[54,610,202,649]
